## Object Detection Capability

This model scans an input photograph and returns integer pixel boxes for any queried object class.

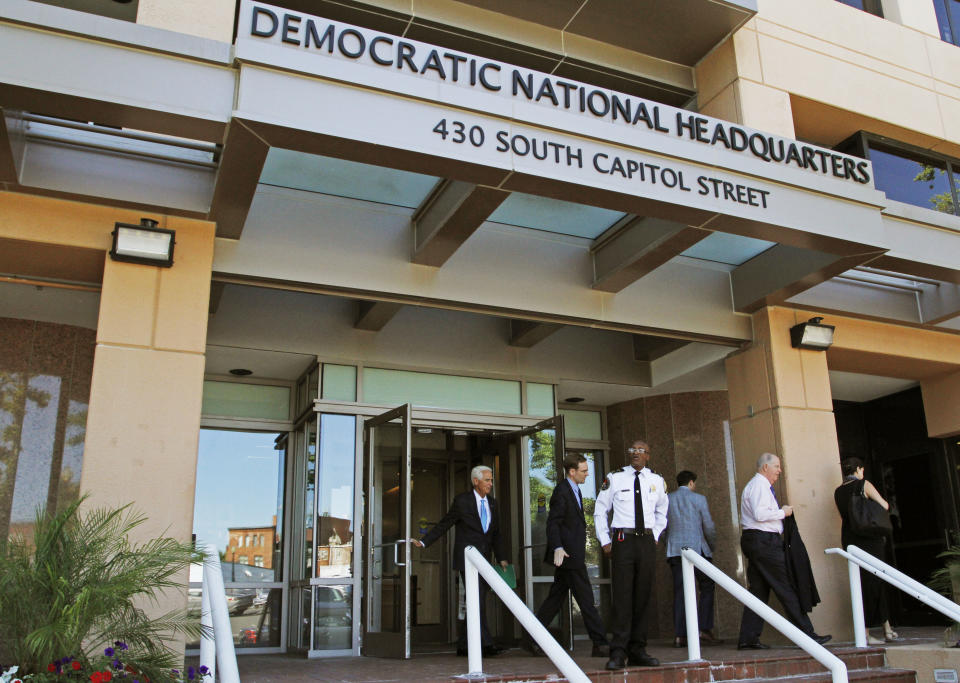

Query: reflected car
[226,590,256,616]
[314,586,351,626]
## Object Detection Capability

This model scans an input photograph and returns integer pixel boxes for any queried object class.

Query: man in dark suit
[414,464,508,656]
[525,453,609,657]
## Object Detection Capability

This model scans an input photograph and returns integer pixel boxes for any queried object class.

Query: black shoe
[628,652,659,666]
[737,641,770,650]
[521,639,544,656]
[673,636,686,648]
[482,645,504,657]
[591,643,609,657]
[812,633,832,645]
[605,654,626,670]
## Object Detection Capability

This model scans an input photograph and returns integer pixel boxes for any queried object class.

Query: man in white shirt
[594,439,668,670]
[736,453,831,649]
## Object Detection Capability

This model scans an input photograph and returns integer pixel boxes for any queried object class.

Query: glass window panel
[316,414,356,578]
[313,584,353,650]
[934,0,960,45]
[869,146,956,215]
[835,0,883,16]
[561,409,603,441]
[363,368,521,414]
[526,383,555,417]
[193,429,285,581]
[527,428,558,577]
[576,451,605,578]
[308,365,320,403]
[303,422,317,579]
[186,587,282,649]
[202,381,290,420]
[322,364,357,402]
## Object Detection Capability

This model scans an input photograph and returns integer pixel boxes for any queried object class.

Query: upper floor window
[838,133,959,217]
[933,0,960,45]
[836,0,884,17]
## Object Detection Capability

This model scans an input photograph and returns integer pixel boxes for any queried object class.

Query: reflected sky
[193,430,283,553]
[871,147,955,214]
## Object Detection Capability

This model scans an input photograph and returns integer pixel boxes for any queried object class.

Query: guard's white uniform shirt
[740,472,785,533]
[594,466,669,546]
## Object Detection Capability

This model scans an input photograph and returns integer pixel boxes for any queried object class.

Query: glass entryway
[273,383,610,659]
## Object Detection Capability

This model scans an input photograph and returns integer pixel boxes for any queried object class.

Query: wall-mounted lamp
[110,218,175,267]
[790,316,835,350]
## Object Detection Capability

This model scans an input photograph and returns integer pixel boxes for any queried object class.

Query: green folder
[494,563,517,589]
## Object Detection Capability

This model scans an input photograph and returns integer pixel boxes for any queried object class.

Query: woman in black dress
[834,457,899,645]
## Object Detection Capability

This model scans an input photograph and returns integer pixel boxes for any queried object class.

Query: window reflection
[313,585,353,650]
[193,430,285,581]
[315,414,356,578]
[527,428,557,576]
[870,146,955,215]
[933,0,960,46]
[0,319,93,543]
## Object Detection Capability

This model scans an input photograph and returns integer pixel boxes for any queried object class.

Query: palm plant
[0,497,205,681]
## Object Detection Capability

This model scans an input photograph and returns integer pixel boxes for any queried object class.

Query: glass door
[362,404,413,658]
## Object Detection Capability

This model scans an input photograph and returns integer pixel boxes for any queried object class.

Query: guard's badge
[600,474,612,491]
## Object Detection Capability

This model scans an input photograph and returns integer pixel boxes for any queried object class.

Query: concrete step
[445,648,916,683]
[732,669,916,683]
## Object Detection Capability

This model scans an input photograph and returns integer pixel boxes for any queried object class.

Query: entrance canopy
[2,0,959,346]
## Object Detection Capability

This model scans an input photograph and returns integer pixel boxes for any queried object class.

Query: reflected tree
[914,164,955,214]
[0,370,51,540]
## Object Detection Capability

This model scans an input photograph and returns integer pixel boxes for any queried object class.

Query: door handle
[394,539,407,567]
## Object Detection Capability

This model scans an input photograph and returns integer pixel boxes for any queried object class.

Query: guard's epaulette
[600,472,614,490]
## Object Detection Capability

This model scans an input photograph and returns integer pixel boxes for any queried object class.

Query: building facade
[1,0,959,658]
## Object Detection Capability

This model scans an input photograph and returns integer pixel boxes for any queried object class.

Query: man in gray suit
[665,470,722,648]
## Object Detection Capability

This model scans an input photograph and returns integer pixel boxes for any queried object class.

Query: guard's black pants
[737,530,814,644]
[534,565,608,646]
[609,532,655,657]
[667,555,716,637]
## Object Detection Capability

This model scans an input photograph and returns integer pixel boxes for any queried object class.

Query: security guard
[594,439,669,670]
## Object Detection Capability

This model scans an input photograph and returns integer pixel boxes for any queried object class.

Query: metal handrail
[199,545,241,683]
[463,546,589,683]
[680,548,847,683]
[825,544,960,647]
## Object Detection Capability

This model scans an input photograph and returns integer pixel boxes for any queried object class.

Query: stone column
[725,306,850,640]
[80,214,214,614]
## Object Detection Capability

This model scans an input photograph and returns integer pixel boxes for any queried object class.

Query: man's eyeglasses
[627,447,648,454]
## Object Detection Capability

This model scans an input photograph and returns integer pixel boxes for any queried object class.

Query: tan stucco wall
[726,306,850,640]
[697,0,960,156]
[0,192,215,620]
[922,369,960,438]
[137,0,236,43]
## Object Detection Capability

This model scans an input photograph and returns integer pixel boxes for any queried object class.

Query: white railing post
[680,551,702,661]
[199,567,216,679]
[846,557,867,648]
[464,557,483,675]
[681,548,847,683]
[826,546,960,627]
[203,545,241,683]
[847,545,960,620]
[462,546,590,683]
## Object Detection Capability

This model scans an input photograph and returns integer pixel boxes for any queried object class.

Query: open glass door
[361,404,412,658]
[491,416,569,646]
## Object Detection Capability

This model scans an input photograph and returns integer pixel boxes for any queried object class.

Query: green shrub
[0,497,205,682]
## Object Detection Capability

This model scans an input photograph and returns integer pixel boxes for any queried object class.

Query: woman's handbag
[848,480,893,537]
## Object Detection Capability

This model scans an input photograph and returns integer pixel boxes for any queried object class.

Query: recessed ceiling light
[416,428,433,434]
[229,368,253,376]
[564,397,585,403]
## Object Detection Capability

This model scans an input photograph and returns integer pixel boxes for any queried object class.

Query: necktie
[576,486,583,510]
[634,470,646,528]
[770,485,779,505]
[480,498,489,532]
